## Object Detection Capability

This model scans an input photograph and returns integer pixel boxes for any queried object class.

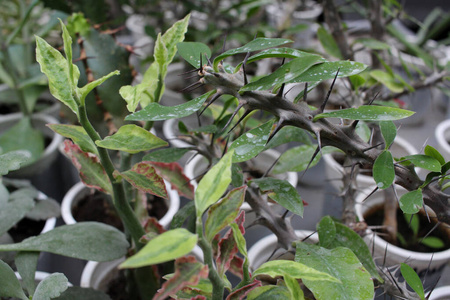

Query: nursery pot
[435,119,450,161]
[247,230,318,272]
[429,286,450,300]
[355,187,450,286]
[0,113,64,178]
[323,136,418,191]
[61,181,180,229]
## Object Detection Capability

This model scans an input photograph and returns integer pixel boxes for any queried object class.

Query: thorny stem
[196,217,224,300]
[383,188,398,244]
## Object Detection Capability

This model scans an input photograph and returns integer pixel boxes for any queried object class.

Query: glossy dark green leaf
[373,150,395,189]
[251,178,303,216]
[424,145,445,166]
[317,216,336,248]
[289,61,367,83]
[205,186,246,241]
[125,90,215,121]
[229,121,274,163]
[317,26,342,59]
[273,146,336,174]
[170,201,195,230]
[120,228,198,268]
[0,223,129,261]
[379,121,397,149]
[400,263,424,300]
[265,126,312,149]
[144,148,192,163]
[213,38,292,69]
[240,56,325,92]
[402,155,441,172]
[314,106,414,121]
[177,42,211,68]
[399,189,423,214]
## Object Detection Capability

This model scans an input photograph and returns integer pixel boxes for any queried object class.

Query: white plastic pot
[61,181,179,229]
[429,286,450,300]
[323,136,418,191]
[355,187,450,284]
[435,119,450,161]
[15,271,72,286]
[247,230,318,272]
[0,113,64,177]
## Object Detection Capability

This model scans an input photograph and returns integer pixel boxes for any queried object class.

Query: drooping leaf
[399,189,423,214]
[153,256,209,300]
[195,150,234,215]
[0,195,34,236]
[240,56,325,92]
[125,90,215,121]
[95,124,168,154]
[295,243,374,300]
[289,61,367,83]
[273,145,336,174]
[373,150,395,190]
[247,285,291,299]
[229,121,274,163]
[0,223,129,261]
[284,274,305,300]
[317,26,342,59]
[53,286,112,300]
[63,140,112,194]
[0,260,28,300]
[47,124,97,155]
[402,155,441,172]
[400,263,425,300]
[251,178,303,216]
[26,197,60,221]
[216,229,239,276]
[379,121,397,149]
[33,273,69,300]
[0,117,44,164]
[143,148,193,163]
[370,70,404,93]
[150,162,195,199]
[213,38,293,69]
[117,161,167,199]
[78,71,120,105]
[205,186,246,241]
[314,105,414,121]
[177,42,212,68]
[119,81,158,113]
[15,252,39,296]
[226,280,262,300]
[35,36,79,114]
[0,150,31,175]
[120,228,197,268]
[424,145,445,166]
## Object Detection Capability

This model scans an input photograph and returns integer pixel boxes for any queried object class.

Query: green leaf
[60,20,74,88]
[119,81,157,113]
[0,150,31,175]
[373,150,395,189]
[314,105,414,121]
[150,162,195,199]
[251,178,303,216]
[78,71,120,105]
[317,26,342,59]
[402,155,441,172]
[355,121,371,142]
[170,201,195,230]
[370,70,404,93]
[0,222,129,261]
[421,236,445,249]
[399,189,423,214]
[354,38,390,50]
[273,145,334,174]
[63,140,112,194]
[230,222,248,258]
[317,216,336,248]
[229,120,274,163]
[47,124,98,155]
[117,161,167,199]
[125,90,215,121]
[284,274,305,300]
[33,273,69,300]
[253,260,339,282]
[247,286,291,300]
[0,117,44,164]
[265,126,312,149]
[205,186,246,241]
[195,150,234,216]
[0,194,34,236]
[295,243,374,300]
[289,61,367,83]
[35,36,79,115]
[53,286,112,300]
[177,42,211,68]
[424,145,445,166]
[120,228,197,268]
[15,252,39,296]
[379,121,397,149]
[0,260,28,300]
[95,124,167,154]
[143,148,192,163]
[240,56,325,92]
[400,263,425,300]
[213,38,292,69]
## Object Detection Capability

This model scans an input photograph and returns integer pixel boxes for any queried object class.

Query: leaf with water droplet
[314,105,414,121]
[399,189,423,214]
[373,150,394,190]
[401,154,441,172]
[177,42,211,68]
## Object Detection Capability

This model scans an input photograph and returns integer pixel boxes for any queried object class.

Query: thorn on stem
[319,68,340,113]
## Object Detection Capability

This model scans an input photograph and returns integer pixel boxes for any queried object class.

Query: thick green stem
[196,217,224,300]
[78,104,146,249]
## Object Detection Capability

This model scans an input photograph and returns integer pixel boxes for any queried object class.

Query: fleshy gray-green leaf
[0,195,35,236]
[33,273,68,300]
[54,286,112,300]
[0,260,28,300]
[314,106,414,122]
[15,252,39,296]
[0,150,31,176]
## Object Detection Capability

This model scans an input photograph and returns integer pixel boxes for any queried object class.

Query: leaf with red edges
[150,161,195,199]
[216,229,239,276]
[234,210,245,235]
[116,161,168,198]
[229,256,244,279]
[63,140,112,193]
[143,217,166,235]
[226,279,262,300]
[153,256,209,300]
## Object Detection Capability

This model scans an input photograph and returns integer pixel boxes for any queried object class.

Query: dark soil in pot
[7,218,45,243]
[72,190,168,231]
[364,204,450,252]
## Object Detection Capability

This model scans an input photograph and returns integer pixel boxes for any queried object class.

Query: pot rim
[435,119,450,158]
